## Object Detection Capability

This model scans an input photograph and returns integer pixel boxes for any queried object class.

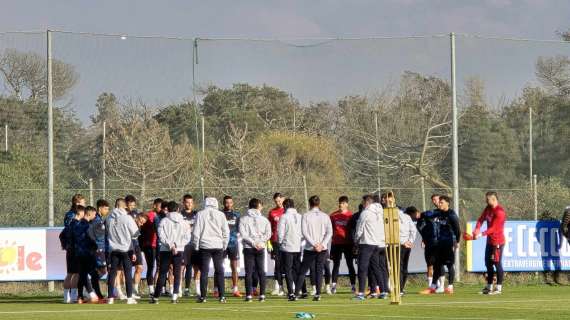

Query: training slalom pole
[384,191,401,305]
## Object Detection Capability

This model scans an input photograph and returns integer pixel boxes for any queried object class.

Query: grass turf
[0,284,568,320]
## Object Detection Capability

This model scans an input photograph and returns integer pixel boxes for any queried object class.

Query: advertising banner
[466,220,570,272]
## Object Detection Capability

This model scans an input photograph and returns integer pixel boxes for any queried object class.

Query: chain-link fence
[1,31,569,229]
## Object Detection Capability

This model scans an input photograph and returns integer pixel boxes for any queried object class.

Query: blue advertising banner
[466,220,570,272]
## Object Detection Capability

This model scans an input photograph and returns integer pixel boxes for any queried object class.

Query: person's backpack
[560,206,570,241]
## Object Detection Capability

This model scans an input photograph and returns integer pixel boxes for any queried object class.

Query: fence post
[375,112,381,194]
[450,32,461,281]
[302,175,309,212]
[529,107,533,187]
[420,177,427,212]
[89,178,94,206]
[46,29,55,293]
[4,124,7,152]
[533,174,538,220]
[200,176,205,203]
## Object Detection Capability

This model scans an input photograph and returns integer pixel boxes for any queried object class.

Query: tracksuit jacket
[277,208,303,253]
[157,211,192,253]
[355,203,386,247]
[301,208,333,251]
[399,211,418,245]
[106,208,140,253]
[239,209,271,249]
[192,197,230,251]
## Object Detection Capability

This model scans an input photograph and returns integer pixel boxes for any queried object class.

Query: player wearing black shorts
[126,195,144,298]
[181,194,201,297]
[61,194,86,304]
[222,195,242,297]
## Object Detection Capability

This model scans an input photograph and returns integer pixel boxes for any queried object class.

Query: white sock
[496,284,502,291]
[274,281,280,290]
[179,284,183,294]
[447,284,453,289]
[332,282,336,288]
[233,286,238,293]
[89,291,98,300]
[63,289,70,303]
[172,293,178,301]
[161,286,166,294]
[133,284,139,294]
[149,285,155,294]
[486,283,492,290]
[438,276,445,288]
[117,284,124,296]
[195,280,201,296]
[70,288,78,302]
[169,286,174,295]
[427,277,433,287]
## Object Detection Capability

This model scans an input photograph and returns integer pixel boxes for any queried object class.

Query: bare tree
[535,55,570,96]
[341,72,452,193]
[105,105,193,202]
[0,49,78,101]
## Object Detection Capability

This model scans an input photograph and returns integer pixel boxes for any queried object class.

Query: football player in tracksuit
[353,196,386,301]
[473,191,506,295]
[420,195,460,295]
[180,194,200,297]
[293,195,333,302]
[222,195,242,298]
[400,206,418,295]
[239,198,272,302]
[106,199,141,305]
[192,197,230,303]
[151,201,191,304]
[278,198,308,300]
[62,194,86,304]
[329,196,356,294]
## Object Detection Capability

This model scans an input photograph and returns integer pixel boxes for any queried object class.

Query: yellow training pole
[384,204,401,305]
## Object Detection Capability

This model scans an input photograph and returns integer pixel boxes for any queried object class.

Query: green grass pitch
[0,284,568,320]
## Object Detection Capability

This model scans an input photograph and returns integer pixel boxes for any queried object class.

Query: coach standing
[192,197,229,303]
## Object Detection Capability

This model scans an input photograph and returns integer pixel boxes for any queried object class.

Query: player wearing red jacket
[329,196,356,293]
[267,193,286,296]
[473,191,506,295]
[141,198,162,296]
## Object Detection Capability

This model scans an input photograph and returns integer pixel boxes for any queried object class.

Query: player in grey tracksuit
[277,198,308,300]
[192,197,229,303]
[152,201,191,304]
[354,201,386,300]
[106,200,140,304]
[239,198,272,302]
[293,196,333,301]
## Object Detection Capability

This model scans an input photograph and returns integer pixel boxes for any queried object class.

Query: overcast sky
[1,0,570,122]
[1,0,569,39]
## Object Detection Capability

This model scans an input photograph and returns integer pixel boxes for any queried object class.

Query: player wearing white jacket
[239,198,271,302]
[293,196,332,302]
[277,199,308,299]
[192,197,229,303]
[152,201,191,304]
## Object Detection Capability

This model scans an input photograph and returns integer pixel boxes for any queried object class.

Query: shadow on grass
[0,295,62,304]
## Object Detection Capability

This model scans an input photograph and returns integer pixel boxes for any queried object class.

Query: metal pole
[102,121,106,200]
[533,174,538,220]
[89,178,94,206]
[529,107,533,186]
[420,177,427,212]
[200,176,205,203]
[46,29,55,293]
[375,112,381,194]
[4,124,7,152]
[201,115,205,154]
[302,175,309,212]
[450,32,461,281]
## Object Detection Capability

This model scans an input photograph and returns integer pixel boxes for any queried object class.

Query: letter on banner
[517,225,527,257]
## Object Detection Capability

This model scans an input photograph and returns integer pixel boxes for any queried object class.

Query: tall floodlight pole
[450,33,461,281]
[102,121,106,199]
[46,29,55,292]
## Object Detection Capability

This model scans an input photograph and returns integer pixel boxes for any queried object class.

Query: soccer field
[0,285,568,320]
